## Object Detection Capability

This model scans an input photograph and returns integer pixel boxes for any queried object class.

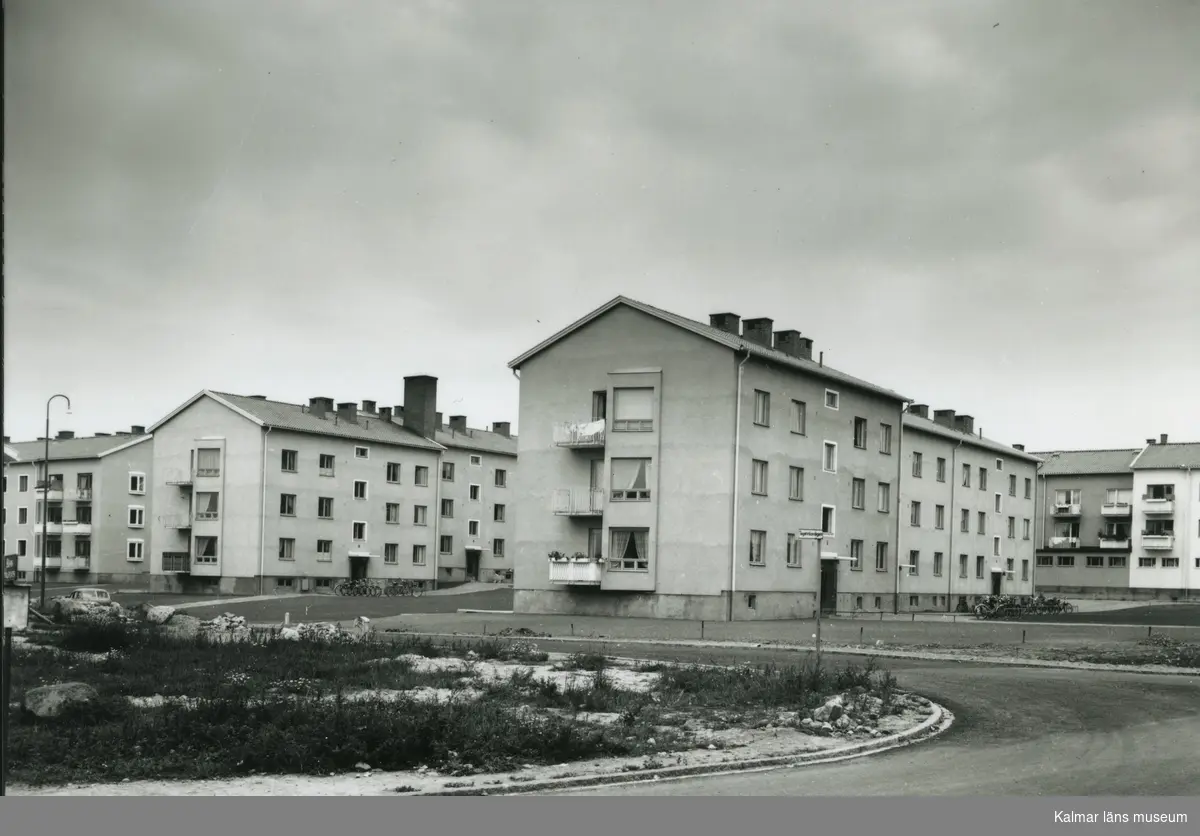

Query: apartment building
[508,296,915,621]
[1128,438,1200,599]
[1,429,154,586]
[898,409,1039,611]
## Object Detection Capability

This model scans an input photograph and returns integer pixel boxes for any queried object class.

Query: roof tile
[1027,448,1139,476]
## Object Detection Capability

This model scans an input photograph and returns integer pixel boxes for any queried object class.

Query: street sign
[795,529,826,539]
[2,556,15,585]
[2,585,30,631]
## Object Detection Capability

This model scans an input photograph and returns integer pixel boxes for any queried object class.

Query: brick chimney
[309,397,334,419]
[493,421,511,438]
[909,404,929,419]
[393,405,405,420]
[1160,433,1169,445]
[379,406,393,423]
[1146,438,1156,445]
[933,409,957,429]
[773,330,814,359]
[362,400,377,414]
[435,412,443,429]
[709,312,740,335]
[336,402,359,424]
[56,431,75,440]
[402,375,439,439]
[741,317,774,347]
[954,415,975,435]
[1013,444,1025,452]
[131,425,146,435]
[449,415,467,433]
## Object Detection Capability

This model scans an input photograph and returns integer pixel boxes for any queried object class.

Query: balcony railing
[40,555,63,570]
[62,520,93,536]
[68,488,94,502]
[195,511,219,521]
[42,521,64,535]
[1142,498,1175,515]
[163,514,193,529]
[552,488,605,516]
[1141,533,1175,550]
[35,481,64,500]
[1098,537,1130,550]
[69,556,91,572]
[164,468,194,487]
[1052,503,1082,516]
[162,552,191,573]
[1101,502,1132,516]
[548,557,603,586]
[1048,536,1080,549]
[553,420,606,448]
[195,467,221,478]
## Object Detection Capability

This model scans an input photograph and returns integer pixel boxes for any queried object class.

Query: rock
[707,744,717,750]
[279,627,301,641]
[800,718,815,728]
[167,614,203,636]
[835,715,851,730]
[145,605,176,626]
[23,682,100,719]
[355,762,372,772]
[812,696,845,723]
[817,722,834,737]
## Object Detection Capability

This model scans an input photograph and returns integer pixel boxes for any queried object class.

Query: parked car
[50,587,119,620]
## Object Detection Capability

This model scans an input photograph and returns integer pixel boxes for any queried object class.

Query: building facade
[2,429,154,587]
[1128,439,1200,599]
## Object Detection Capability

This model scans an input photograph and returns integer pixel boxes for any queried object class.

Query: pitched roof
[509,296,911,403]
[432,426,518,457]
[1129,441,1200,470]
[1026,448,1139,476]
[6,434,152,463]
[151,391,445,452]
[903,413,1042,463]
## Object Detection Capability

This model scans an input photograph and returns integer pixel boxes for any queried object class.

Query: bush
[564,651,608,672]
[58,621,139,654]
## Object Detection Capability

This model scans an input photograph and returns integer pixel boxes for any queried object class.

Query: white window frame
[611,387,655,432]
[849,539,863,571]
[469,483,481,501]
[936,457,946,482]
[823,441,838,473]
[786,533,802,568]
[317,539,333,561]
[1023,518,1031,540]
[413,544,428,565]
[127,505,146,528]
[440,535,453,554]
[281,449,298,473]
[415,466,429,486]
[494,503,506,522]
[853,417,868,449]
[995,492,1003,513]
[749,530,767,566]
[910,500,921,527]
[278,538,295,561]
[126,538,145,562]
[318,497,334,519]
[280,493,297,516]
[352,521,368,541]
[386,462,402,483]
[441,498,454,518]
[753,390,771,427]
[933,552,944,577]
[751,460,768,496]
[128,472,146,495]
[468,519,480,538]
[880,423,893,455]
[790,400,807,435]
[470,455,482,467]
[319,453,336,477]
[851,478,865,510]
[383,543,399,564]
[824,389,840,410]
[993,535,1001,556]
[935,504,945,530]
[18,506,28,525]
[19,474,29,492]
[442,461,456,482]
[355,446,370,459]
[354,480,369,500]
[821,504,836,536]
[789,466,804,501]
[495,468,508,488]
[908,550,920,576]
[386,502,401,524]
[493,538,505,557]
[877,482,891,514]
[875,541,888,572]
[414,505,428,526]
[912,451,923,478]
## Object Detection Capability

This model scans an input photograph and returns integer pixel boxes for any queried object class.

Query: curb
[416,694,953,796]
[376,630,1200,678]
[456,609,516,615]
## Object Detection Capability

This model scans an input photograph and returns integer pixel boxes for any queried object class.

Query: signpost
[2,571,31,797]
[794,531,855,665]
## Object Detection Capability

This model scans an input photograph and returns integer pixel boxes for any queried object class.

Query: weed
[563,651,608,672]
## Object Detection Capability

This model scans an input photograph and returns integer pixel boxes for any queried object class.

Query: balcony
[1142,497,1175,515]
[67,488,94,502]
[1048,536,1080,549]
[162,552,191,573]
[62,520,93,536]
[552,488,605,517]
[69,556,92,572]
[1101,502,1132,517]
[40,555,63,570]
[41,521,64,535]
[1098,536,1130,550]
[548,558,603,586]
[163,514,193,529]
[1052,503,1082,517]
[35,481,64,501]
[164,467,194,487]
[1141,534,1175,550]
[553,420,606,449]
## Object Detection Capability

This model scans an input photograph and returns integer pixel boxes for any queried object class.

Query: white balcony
[1101,502,1132,517]
[62,520,93,536]
[1052,504,1082,517]
[67,488,94,502]
[1099,537,1130,550]
[164,467,194,486]
[41,521,64,535]
[553,420,606,449]
[161,552,191,573]
[1142,498,1175,515]
[35,482,64,501]
[163,514,193,529]
[40,555,63,570]
[1048,536,1080,549]
[1141,534,1175,550]
[68,556,92,572]
[548,558,603,586]
[189,558,220,576]
[552,488,605,517]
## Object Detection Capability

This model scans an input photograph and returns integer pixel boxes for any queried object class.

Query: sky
[5,0,1199,450]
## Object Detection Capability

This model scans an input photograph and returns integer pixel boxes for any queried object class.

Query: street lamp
[40,394,72,609]
[796,528,855,666]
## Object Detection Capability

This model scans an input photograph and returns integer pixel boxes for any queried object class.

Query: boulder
[166,614,203,636]
[835,715,852,730]
[23,682,100,719]
[279,627,301,641]
[145,605,176,626]
[812,696,845,723]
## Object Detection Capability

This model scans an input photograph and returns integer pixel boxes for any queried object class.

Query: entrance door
[350,557,368,581]
[466,550,481,582]
[820,558,838,614]
[990,571,1002,596]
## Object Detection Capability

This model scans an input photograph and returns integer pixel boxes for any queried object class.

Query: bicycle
[384,579,425,598]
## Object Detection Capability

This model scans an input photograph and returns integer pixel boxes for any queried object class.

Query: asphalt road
[517,642,1200,796]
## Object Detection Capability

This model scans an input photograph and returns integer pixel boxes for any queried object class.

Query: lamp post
[798,528,854,666]
[39,394,72,610]
[897,562,916,616]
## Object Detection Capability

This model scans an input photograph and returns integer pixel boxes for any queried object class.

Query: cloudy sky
[6,0,1198,450]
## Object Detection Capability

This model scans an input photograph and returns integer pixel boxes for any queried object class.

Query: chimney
[933,409,957,429]
[1013,444,1025,452]
[709,312,740,335]
[449,415,468,433]
[493,421,511,438]
[115,431,131,437]
[954,415,975,435]
[1146,438,1156,446]
[379,406,393,423]
[308,396,334,419]
[402,375,439,439]
[336,402,359,424]
[741,317,774,347]
[772,330,804,358]
[393,405,405,420]
[56,431,75,440]
[1160,433,1169,445]
[909,404,929,419]
[362,400,377,414]
[818,351,824,366]
[94,432,112,437]
[435,412,443,429]
[131,425,146,435]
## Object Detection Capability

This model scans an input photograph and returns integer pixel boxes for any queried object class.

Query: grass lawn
[8,622,899,787]
[999,604,1200,627]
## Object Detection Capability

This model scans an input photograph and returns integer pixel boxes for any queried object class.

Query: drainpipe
[258,426,273,596]
[893,403,909,615]
[946,437,963,611]
[728,349,752,622]
[433,450,444,590]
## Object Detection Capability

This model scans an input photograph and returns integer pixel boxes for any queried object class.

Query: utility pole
[40,394,72,610]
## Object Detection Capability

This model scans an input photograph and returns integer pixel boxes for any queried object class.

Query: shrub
[58,621,138,654]
[565,651,608,672]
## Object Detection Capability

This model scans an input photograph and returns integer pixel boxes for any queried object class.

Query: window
[318,497,333,519]
[786,534,802,567]
[470,455,482,467]
[1037,555,1053,567]
[850,539,863,570]
[1024,478,1032,499]
[877,482,891,513]
[414,505,428,526]
[354,480,368,500]
[278,538,295,561]
[129,472,146,494]
[355,446,369,459]
[935,505,945,530]
[468,520,480,537]
[910,501,922,527]
[962,464,971,488]
[823,442,837,473]
[127,539,145,562]
[933,552,944,576]
[192,492,217,520]
[610,528,649,571]
[978,512,986,534]
[961,508,970,533]
[588,528,603,559]
[993,536,1001,556]
[19,474,29,492]
[611,458,651,501]
[821,505,836,536]
[75,538,91,558]
[994,493,1002,513]
[439,535,453,554]
[954,554,967,577]
[281,450,298,472]
[1086,556,1104,568]
[751,460,768,495]
[320,454,335,476]
[384,543,399,564]
[127,506,145,528]
[493,538,506,557]
[877,423,893,455]
[1054,489,1081,507]
[442,462,455,482]
[1138,557,1156,568]
[386,503,401,524]
[1144,519,1174,536]
[1022,560,1029,580]
[18,507,28,525]
[912,452,923,478]
[936,457,947,482]
[412,545,427,565]
[494,504,506,522]
[851,478,865,510]
[976,556,985,578]
[280,494,296,516]
[317,540,332,561]
[825,389,840,410]
[415,466,429,486]
[1162,558,1180,568]
[1008,474,1017,497]
[495,469,508,488]
[754,391,771,426]
[196,448,221,476]
[908,550,920,575]
[469,484,481,501]
[1146,484,1174,500]
[749,530,766,566]
[352,521,367,541]
[790,400,807,434]
[275,578,294,589]
[875,542,888,572]
[592,390,608,421]
[1023,519,1031,540]
[979,468,988,491]
[17,540,27,557]
[387,462,402,483]
[441,499,454,518]
[612,387,654,432]
[195,537,217,563]
[853,417,868,448]
[789,467,804,501]
[996,458,1004,472]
